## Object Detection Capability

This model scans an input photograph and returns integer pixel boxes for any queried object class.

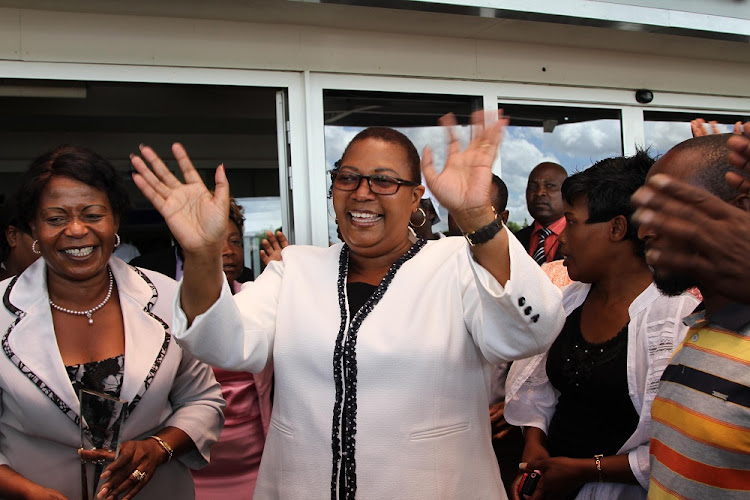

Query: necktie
[532,227,552,265]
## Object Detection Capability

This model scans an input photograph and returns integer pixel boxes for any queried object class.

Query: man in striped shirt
[632,132,750,499]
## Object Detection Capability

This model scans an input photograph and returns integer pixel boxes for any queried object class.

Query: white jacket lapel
[110,259,170,407]
[3,259,81,422]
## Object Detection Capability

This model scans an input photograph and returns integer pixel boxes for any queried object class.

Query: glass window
[644,110,749,158]
[0,79,285,277]
[497,103,622,228]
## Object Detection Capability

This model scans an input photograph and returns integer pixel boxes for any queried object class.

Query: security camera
[635,89,653,104]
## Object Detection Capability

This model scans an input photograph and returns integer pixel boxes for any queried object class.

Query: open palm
[131,143,229,254]
[422,111,508,217]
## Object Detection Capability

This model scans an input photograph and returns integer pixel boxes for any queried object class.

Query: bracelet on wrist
[462,206,503,246]
[594,454,605,482]
[148,435,173,462]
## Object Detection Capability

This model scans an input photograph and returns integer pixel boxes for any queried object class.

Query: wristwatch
[463,217,504,246]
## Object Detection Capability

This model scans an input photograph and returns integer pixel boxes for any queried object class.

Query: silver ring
[131,469,146,482]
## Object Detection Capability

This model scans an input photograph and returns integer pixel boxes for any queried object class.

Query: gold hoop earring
[409,207,427,228]
[32,240,41,255]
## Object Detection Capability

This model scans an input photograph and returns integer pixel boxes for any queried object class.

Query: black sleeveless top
[545,305,639,458]
[347,282,377,317]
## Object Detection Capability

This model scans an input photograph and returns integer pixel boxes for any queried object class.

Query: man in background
[515,162,567,265]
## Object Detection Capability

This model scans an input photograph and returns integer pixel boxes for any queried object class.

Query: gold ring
[131,469,146,482]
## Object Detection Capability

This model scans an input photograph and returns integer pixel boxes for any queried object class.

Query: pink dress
[192,282,274,499]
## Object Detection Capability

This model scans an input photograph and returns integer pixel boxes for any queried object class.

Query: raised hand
[131,143,229,256]
[690,119,742,137]
[260,230,289,265]
[422,110,508,232]
[727,121,750,195]
[690,118,721,137]
[423,110,511,284]
[631,173,750,304]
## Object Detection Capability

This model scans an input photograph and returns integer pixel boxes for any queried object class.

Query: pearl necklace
[49,268,114,325]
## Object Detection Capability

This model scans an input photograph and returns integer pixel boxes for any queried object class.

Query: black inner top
[545,304,639,458]
[347,282,378,317]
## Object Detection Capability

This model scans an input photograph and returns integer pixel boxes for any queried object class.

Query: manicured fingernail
[97,487,108,498]
[100,470,111,479]
[519,462,528,469]
[138,143,145,150]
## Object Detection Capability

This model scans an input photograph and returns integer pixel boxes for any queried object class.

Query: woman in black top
[510,152,660,500]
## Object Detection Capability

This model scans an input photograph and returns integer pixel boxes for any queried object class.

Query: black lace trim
[559,306,629,388]
[127,266,171,413]
[1,266,170,430]
[330,239,426,500]
[3,274,80,425]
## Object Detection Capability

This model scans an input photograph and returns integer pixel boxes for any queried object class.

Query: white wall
[0,7,748,98]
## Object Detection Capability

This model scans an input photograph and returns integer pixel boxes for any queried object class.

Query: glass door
[0,77,292,279]
[496,102,623,228]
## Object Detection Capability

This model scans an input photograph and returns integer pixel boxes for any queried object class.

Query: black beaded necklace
[330,238,426,500]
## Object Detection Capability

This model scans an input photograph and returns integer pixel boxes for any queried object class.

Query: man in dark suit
[515,162,568,265]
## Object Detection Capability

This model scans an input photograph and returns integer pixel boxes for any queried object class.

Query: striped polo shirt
[649,302,750,499]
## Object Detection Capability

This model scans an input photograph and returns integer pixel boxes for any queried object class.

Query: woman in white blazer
[504,152,699,500]
[131,112,566,499]
[0,145,224,500]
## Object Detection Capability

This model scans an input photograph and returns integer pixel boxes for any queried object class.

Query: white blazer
[504,281,699,498]
[174,230,565,500]
[0,257,225,499]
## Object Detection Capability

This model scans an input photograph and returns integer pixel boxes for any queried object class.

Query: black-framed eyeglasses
[330,170,419,195]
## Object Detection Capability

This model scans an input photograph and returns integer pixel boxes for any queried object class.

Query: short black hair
[491,174,508,212]
[562,150,654,249]
[669,133,749,201]
[337,127,421,184]
[17,145,130,233]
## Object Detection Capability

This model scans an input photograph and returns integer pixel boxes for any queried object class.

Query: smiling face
[559,195,611,283]
[221,221,245,284]
[332,138,423,259]
[526,163,567,226]
[30,176,118,282]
